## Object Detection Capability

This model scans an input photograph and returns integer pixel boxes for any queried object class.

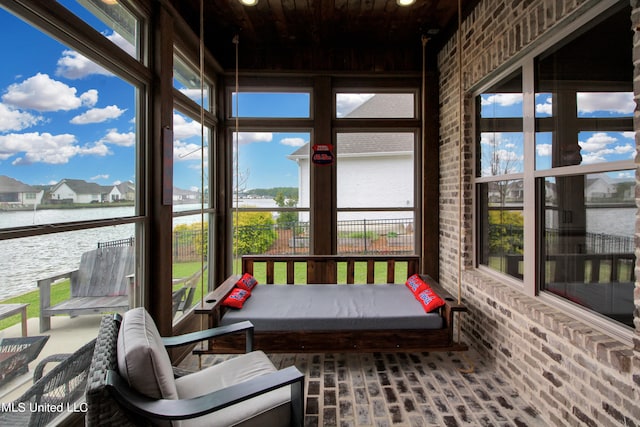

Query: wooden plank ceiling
[169,0,476,73]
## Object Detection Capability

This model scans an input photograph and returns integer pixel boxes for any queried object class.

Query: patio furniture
[172,265,207,318]
[195,254,468,354]
[38,246,134,332]
[0,338,95,426]
[0,303,28,336]
[86,309,305,426]
[0,335,49,386]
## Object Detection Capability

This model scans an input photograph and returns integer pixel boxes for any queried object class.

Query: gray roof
[54,179,110,195]
[0,175,37,193]
[289,94,414,159]
[342,93,414,118]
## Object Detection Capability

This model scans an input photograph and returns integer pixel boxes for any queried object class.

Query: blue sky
[0,3,142,188]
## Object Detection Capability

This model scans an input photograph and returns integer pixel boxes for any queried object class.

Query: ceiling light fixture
[397,0,416,6]
[239,0,258,6]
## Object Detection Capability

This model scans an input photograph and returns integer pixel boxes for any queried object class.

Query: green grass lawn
[0,262,208,332]
[0,281,70,330]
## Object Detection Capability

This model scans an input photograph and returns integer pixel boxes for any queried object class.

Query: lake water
[0,203,634,300]
[0,200,277,299]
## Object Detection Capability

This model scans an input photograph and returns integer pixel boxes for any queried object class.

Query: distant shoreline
[0,201,135,212]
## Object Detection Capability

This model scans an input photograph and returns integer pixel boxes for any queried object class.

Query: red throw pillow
[405,274,428,296]
[416,288,445,313]
[236,273,258,292]
[222,288,251,309]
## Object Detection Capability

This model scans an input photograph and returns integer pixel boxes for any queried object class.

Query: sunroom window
[475,3,635,329]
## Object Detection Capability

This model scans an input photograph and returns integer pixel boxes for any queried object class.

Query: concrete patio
[0,314,102,402]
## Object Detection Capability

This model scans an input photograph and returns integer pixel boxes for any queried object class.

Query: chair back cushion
[117,307,178,399]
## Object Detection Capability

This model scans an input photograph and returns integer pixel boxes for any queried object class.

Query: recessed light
[240,0,258,6]
[397,0,416,6]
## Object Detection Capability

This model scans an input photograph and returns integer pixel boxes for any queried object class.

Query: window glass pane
[57,0,138,58]
[174,54,210,111]
[539,172,635,327]
[577,92,634,118]
[231,209,309,257]
[173,111,208,212]
[337,212,415,255]
[231,92,310,118]
[478,132,524,176]
[336,132,414,208]
[477,70,523,177]
[577,131,635,165]
[335,93,415,118]
[477,180,524,279]
[233,131,309,209]
[0,225,134,301]
[0,9,137,226]
[172,215,208,322]
[535,9,633,169]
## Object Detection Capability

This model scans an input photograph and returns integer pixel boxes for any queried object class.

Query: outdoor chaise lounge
[38,246,134,332]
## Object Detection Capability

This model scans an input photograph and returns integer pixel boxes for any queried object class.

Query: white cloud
[179,88,204,102]
[536,143,552,157]
[0,103,42,132]
[91,174,110,181]
[536,97,552,115]
[579,132,617,152]
[280,137,306,147]
[578,132,635,164]
[80,90,98,107]
[2,73,97,112]
[101,129,135,147]
[234,132,273,145]
[481,93,522,107]
[56,50,113,79]
[621,131,635,140]
[107,32,136,57]
[577,92,634,115]
[336,94,374,117]
[174,141,207,161]
[480,132,504,146]
[71,105,125,124]
[0,131,110,165]
[173,113,202,140]
[55,31,135,79]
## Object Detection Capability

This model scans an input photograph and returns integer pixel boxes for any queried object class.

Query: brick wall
[437,0,640,424]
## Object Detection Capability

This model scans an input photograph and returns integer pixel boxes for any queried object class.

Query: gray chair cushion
[175,351,291,427]
[117,307,178,400]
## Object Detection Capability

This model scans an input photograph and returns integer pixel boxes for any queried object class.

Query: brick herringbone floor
[179,349,545,426]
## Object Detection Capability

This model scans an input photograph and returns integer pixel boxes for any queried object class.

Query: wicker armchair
[86,310,305,426]
[0,338,95,427]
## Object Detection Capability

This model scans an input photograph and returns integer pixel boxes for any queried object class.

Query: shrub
[233,211,277,255]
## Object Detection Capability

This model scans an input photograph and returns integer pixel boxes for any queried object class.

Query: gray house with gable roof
[50,178,110,204]
[0,175,43,206]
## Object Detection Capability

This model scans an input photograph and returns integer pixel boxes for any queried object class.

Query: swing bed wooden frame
[195,255,468,354]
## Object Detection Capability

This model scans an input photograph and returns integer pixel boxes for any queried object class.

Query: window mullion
[522,59,536,297]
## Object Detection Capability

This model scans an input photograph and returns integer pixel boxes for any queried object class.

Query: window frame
[471,0,635,342]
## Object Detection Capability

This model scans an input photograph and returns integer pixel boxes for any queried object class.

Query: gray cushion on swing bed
[220,284,444,331]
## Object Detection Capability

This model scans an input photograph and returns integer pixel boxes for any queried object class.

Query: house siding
[437,0,640,425]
